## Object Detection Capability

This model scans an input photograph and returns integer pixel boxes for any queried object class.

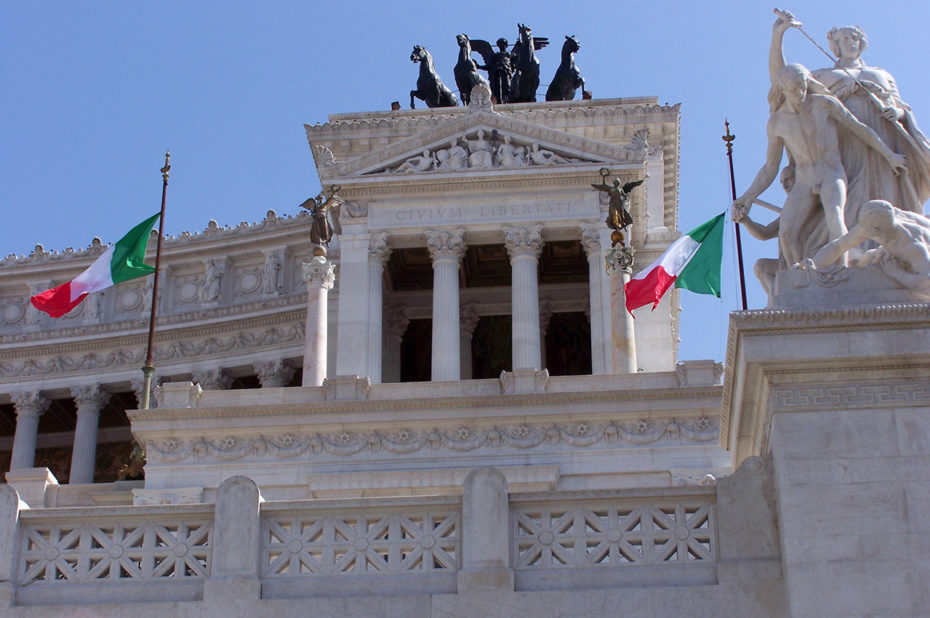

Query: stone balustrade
[0,472,718,608]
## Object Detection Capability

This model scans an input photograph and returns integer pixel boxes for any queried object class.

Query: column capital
[503,225,543,260]
[10,392,49,420]
[426,228,466,263]
[254,359,296,388]
[193,368,232,391]
[461,303,480,336]
[302,257,336,289]
[70,385,111,412]
[369,232,392,266]
[384,305,410,337]
[539,301,553,334]
[580,224,603,256]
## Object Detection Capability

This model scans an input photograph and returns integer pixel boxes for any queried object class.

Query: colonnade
[5,358,298,482]
[333,224,623,384]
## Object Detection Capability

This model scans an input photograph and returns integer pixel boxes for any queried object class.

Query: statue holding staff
[770,9,930,223]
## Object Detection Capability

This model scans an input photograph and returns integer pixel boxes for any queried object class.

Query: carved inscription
[371,201,587,228]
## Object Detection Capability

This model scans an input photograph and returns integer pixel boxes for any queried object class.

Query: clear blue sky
[3,1,928,363]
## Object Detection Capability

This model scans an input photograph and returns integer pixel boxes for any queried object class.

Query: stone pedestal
[302,256,336,387]
[723,297,930,616]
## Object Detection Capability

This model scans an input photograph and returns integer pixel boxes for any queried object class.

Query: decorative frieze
[143,417,719,463]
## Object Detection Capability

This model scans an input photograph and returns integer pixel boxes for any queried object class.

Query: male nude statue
[803,199,930,295]
[732,62,907,267]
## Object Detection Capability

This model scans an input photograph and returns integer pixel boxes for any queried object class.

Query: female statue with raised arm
[771,10,930,221]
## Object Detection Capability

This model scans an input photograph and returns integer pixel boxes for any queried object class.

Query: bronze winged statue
[300,186,344,254]
[592,177,645,241]
[469,37,512,104]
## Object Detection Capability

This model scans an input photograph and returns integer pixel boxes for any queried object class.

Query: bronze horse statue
[510,23,548,103]
[546,35,587,101]
[453,34,489,105]
[410,45,458,109]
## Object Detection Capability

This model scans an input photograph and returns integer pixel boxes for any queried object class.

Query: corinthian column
[69,385,110,484]
[503,225,543,370]
[368,233,392,383]
[426,229,466,381]
[10,392,49,470]
[608,248,637,373]
[302,256,336,386]
[581,225,611,374]
[460,303,480,380]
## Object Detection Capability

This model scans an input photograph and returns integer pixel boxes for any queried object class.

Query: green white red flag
[30,213,161,318]
[625,213,725,313]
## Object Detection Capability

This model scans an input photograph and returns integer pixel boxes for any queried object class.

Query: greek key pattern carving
[18,516,212,584]
[262,509,459,576]
[769,379,930,411]
[144,417,718,463]
[512,498,715,569]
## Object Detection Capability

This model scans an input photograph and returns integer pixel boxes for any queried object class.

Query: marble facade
[0,90,926,615]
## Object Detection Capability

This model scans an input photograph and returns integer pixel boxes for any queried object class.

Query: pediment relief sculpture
[369,130,597,176]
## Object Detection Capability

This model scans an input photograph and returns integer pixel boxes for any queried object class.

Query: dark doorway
[471,315,512,379]
[545,312,592,376]
[400,318,432,382]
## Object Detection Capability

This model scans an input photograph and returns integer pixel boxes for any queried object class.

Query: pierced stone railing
[0,473,719,607]
[510,489,717,590]
[259,497,461,599]
[12,503,214,605]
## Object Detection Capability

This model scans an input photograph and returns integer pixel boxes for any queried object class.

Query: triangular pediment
[315,109,649,181]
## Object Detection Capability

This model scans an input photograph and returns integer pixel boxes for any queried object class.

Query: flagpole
[723,121,748,311]
[140,151,170,410]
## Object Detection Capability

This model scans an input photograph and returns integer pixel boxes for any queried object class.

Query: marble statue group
[732,9,930,299]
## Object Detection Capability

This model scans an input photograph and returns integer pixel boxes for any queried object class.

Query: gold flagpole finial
[161,151,171,182]
[722,120,735,154]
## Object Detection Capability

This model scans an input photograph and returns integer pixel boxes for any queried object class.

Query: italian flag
[30,213,161,318]
[625,213,725,314]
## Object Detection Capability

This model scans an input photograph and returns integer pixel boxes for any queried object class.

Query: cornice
[130,384,722,422]
[0,294,306,349]
[0,305,306,380]
[316,110,649,180]
[0,210,310,270]
[306,100,678,138]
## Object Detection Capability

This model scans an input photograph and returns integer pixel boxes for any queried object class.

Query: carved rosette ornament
[301,258,336,290]
[503,225,544,260]
[11,392,50,420]
[426,229,466,264]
